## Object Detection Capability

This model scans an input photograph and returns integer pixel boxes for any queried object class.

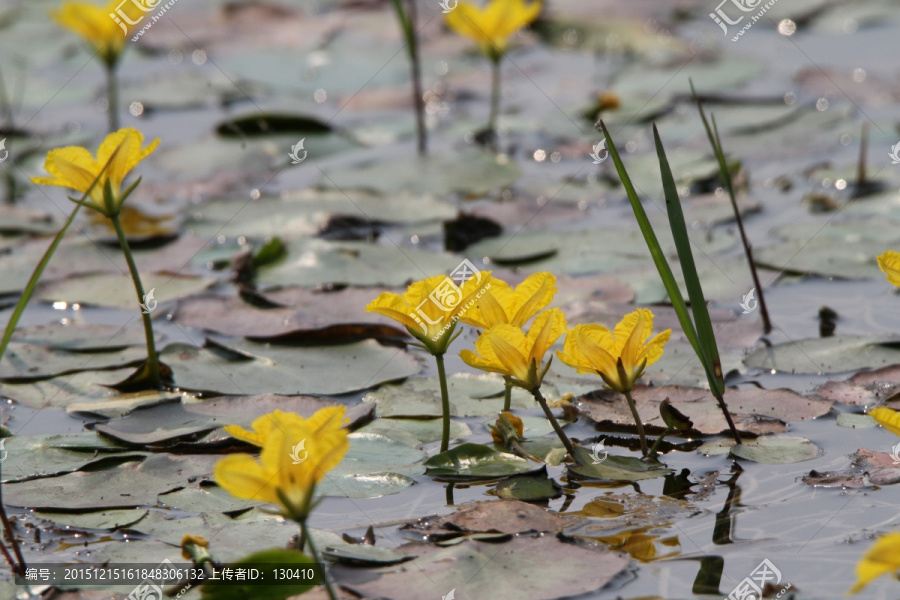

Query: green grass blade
[598,120,704,360]
[652,124,723,395]
[0,146,121,365]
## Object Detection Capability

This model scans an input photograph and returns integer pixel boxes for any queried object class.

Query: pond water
[2,0,900,598]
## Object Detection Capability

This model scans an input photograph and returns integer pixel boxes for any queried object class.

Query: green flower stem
[110,213,160,388]
[435,352,451,452]
[647,425,673,461]
[390,0,426,155]
[301,521,338,600]
[531,388,576,458]
[488,58,501,146]
[106,64,118,133]
[445,482,455,506]
[502,375,512,412]
[623,389,648,456]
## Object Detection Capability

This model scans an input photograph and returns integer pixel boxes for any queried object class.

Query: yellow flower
[366,272,492,355]
[445,0,542,61]
[849,532,900,593]
[869,407,900,437]
[460,307,566,391]
[460,272,556,330]
[215,407,349,522]
[52,1,142,66]
[877,251,900,288]
[31,128,158,217]
[556,309,671,394]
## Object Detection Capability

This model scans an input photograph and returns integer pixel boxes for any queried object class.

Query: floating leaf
[364,373,542,418]
[703,436,821,464]
[408,499,569,535]
[745,336,900,374]
[424,443,537,481]
[568,447,672,482]
[322,544,414,567]
[494,468,562,502]
[357,418,471,448]
[201,548,318,600]
[317,433,425,499]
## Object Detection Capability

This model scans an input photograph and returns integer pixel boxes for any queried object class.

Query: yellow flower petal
[849,532,900,593]
[877,251,900,288]
[556,310,669,394]
[870,407,900,437]
[214,453,280,505]
[527,307,566,365]
[444,0,541,59]
[30,128,158,216]
[509,272,556,327]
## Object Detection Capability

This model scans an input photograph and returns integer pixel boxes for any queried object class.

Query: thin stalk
[435,352,451,452]
[623,389,648,456]
[445,482,455,506]
[390,0,427,155]
[301,521,338,600]
[0,460,24,575]
[488,58,501,147]
[647,426,673,460]
[106,64,119,133]
[502,375,512,412]
[531,387,576,458]
[110,213,160,388]
[714,393,742,444]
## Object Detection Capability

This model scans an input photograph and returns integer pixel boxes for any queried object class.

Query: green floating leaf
[744,335,900,374]
[201,548,318,600]
[568,447,672,482]
[837,413,876,429]
[730,436,821,464]
[317,433,425,499]
[322,544,414,567]
[1,432,143,484]
[495,468,562,502]
[424,443,537,481]
[164,339,419,396]
[700,436,820,464]
[358,418,472,448]
[34,508,148,530]
[364,373,541,418]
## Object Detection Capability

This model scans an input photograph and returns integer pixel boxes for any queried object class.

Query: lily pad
[424,443,538,481]
[576,385,832,436]
[0,432,145,483]
[494,468,563,502]
[318,151,521,196]
[745,336,900,374]
[701,436,821,464]
[255,238,464,288]
[357,418,472,448]
[173,294,406,343]
[33,509,148,530]
[409,499,569,535]
[36,272,214,309]
[4,453,218,510]
[159,481,264,514]
[200,548,319,600]
[322,544,415,567]
[815,364,900,406]
[317,433,426,499]
[332,535,628,600]
[568,447,673,482]
[837,412,876,429]
[364,373,540,418]
[162,339,419,396]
